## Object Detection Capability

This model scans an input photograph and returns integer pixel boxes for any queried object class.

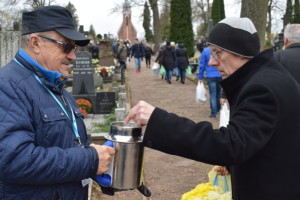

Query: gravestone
[115,108,126,121]
[99,41,114,66]
[72,49,99,113]
[72,50,95,94]
[96,92,116,114]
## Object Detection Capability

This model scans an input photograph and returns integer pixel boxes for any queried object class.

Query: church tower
[117,0,137,43]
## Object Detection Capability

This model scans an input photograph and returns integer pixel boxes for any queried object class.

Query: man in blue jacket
[0,6,115,200]
[131,38,144,73]
[198,46,222,118]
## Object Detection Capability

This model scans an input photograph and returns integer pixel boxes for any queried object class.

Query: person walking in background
[274,24,300,84]
[113,39,120,59]
[125,40,131,62]
[144,43,153,68]
[196,39,205,53]
[0,6,115,199]
[124,17,300,200]
[171,41,180,81]
[198,46,222,118]
[117,39,127,69]
[131,38,144,73]
[155,42,166,80]
[175,42,189,84]
[161,41,175,84]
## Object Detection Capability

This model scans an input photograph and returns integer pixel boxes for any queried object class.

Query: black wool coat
[143,49,300,200]
[161,45,175,70]
[274,43,300,85]
[176,45,189,70]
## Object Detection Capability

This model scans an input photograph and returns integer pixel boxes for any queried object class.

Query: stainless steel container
[105,121,144,190]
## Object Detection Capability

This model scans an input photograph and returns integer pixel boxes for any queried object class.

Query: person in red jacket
[125,17,300,200]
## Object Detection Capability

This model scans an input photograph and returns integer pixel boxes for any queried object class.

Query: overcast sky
[56,0,283,39]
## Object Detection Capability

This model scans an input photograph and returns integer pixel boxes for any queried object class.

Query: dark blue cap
[22,6,90,46]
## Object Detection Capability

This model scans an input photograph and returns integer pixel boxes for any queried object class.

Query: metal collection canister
[105,121,144,190]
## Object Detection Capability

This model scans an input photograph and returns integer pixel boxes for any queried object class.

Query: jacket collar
[220,49,273,105]
[286,43,300,49]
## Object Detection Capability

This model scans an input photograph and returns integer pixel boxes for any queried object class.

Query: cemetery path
[94,59,220,200]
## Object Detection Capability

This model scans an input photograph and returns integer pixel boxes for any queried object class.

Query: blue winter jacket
[130,43,144,58]
[0,50,99,200]
[198,47,222,79]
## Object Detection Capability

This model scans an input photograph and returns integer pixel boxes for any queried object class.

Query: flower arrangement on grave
[95,66,115,78]
[75,98,92,118]
[100,67,108,77]
[181,182,232,200]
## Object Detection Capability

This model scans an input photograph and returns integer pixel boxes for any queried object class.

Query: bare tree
[240,0,269,50]
[24,0,56,9]
[148,0,161,52]
[0,0,23,30]
[266,0,286,44]
[193,0,210,39]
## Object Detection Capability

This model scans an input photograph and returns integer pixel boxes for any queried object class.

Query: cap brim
[56,28,90,46]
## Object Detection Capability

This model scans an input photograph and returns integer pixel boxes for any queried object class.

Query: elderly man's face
[208,45,248,77]
[35,31,77,80]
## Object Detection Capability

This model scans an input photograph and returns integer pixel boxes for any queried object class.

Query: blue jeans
[166,69,173,81]
[134,58,141,70]
[207,77,222,116]
[179,68,186,81]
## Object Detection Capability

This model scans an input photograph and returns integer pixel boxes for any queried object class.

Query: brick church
[117,0,137,43]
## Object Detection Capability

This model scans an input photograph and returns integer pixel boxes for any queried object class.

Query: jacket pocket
[40,107,68,123]
[38,107,69,147]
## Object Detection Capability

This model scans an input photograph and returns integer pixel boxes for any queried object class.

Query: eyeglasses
[209,50,223,60]
[37,35,78,54]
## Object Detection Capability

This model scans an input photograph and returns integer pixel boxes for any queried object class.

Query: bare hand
[90,143,115,175]
[220,98,227,105]
[124,100,155,126]
[213,166,230,176]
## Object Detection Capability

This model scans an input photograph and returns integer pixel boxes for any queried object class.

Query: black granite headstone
[72,51,95,95]
[96,92,116,114]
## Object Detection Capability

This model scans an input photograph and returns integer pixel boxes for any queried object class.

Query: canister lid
[106,121,143,143]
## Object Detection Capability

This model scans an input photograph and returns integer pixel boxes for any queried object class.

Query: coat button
[43,114,48,119]
[61,112,65,116]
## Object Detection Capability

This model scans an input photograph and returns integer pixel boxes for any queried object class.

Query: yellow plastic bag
[181,167,232,200]
[208,167,232,193]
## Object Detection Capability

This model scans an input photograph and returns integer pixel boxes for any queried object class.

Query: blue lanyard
[14,58,82,145]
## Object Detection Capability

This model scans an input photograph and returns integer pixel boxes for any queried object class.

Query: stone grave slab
[72,51,95,94]
[95,92,116,114]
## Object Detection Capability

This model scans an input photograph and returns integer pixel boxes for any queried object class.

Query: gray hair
[284,24,300,43]
[21,31,52,48]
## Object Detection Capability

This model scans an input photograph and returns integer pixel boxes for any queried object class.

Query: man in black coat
[274,24,300,84]
[125,18,300,200]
